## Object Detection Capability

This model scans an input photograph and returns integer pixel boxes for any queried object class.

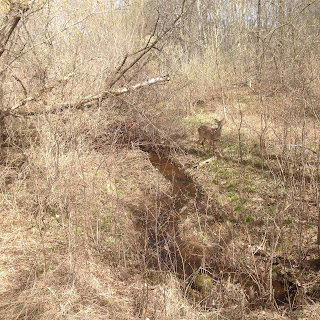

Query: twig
[287,144,317,154]
[10,73,73,112]
[12,74,27,98]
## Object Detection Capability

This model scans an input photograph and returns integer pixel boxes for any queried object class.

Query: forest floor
[1,87,320,319]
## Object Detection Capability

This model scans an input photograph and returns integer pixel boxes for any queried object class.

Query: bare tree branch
[0,2,30,58]
[107,0,192,89]
[12,74,27,98]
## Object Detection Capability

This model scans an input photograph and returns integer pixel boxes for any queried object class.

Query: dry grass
[169,88,320,314]
[1,1,320,319]
[0,109,216,319]
[1,82,320,320]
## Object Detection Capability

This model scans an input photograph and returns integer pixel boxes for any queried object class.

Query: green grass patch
[227,183,235,190]
[241,198,249,204]
[245,215,254,223]
[228,192,238,202]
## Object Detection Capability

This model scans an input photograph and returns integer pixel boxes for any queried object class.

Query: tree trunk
[0,2,29,154]
[278,0,285,86]
[255,0,262,81]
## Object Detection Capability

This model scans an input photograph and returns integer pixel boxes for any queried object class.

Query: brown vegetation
[1,0,320,319]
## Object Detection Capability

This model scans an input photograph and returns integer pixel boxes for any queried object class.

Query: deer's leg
[211,141,216,155]
[203,139,207,151]
[215,140,223,158]
[198,137,204,155]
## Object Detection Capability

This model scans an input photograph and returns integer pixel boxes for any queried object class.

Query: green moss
[144,271,164,286]
[194,274,212,293]
[284,218,292,225]
[186,287,202,300]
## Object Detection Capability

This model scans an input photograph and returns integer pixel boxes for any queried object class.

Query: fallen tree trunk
[7,74,170,117]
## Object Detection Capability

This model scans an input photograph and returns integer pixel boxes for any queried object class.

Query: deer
[198,119,224,156]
